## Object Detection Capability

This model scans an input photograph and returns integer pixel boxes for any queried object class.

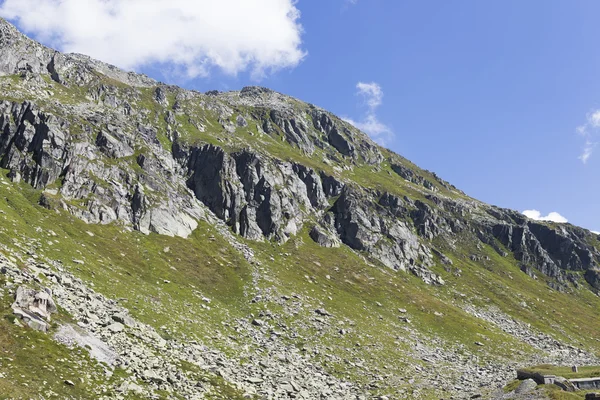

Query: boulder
[12,286,57,332]
[112,313,136,327]
[309,225,340,248]
[514,378,537,394]
[107,322,125,333]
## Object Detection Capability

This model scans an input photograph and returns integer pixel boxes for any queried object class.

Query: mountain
[0,18,599,400]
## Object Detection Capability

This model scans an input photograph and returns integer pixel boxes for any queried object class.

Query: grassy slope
[0,74,600,398]
[0,285,122,399]
[0,176,252,399]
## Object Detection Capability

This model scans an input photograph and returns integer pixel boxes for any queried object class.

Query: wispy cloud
[580,140,596,163]
[522,209,568,223]
[576,110,600,163]
[0,0,306,79]
[356,82,383,109]
[343,82,393,145]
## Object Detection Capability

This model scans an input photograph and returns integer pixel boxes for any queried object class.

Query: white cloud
[575,110,600,163]
[592,230,600,235]
[343,81,392,145]
[589,110,600,127]
[522,209,568,223]
[356,82,383,109]
[344,115,390,138]
[580,139,596,163]
[0,0,306,79]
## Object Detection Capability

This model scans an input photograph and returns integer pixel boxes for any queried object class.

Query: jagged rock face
[527,223,595,271]
[0,101,67,188]
[488,219,599,282]
[309,225,341,248]
[330,187,443,284]
[411,200,452,240]
[585,269,600,289]
[225,86,384,163]
[320,172,344,197]
[392,163,437,192]
[0,21,53,76]
[492,224,560,277]
[0,98,203,237]
[177,142,330,242]
[0,17,599,289]
[0,20,153,88]
[311,109,383,164]
[269,109,315,154]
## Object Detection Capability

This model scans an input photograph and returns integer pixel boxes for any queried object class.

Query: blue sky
[2,0,599,231]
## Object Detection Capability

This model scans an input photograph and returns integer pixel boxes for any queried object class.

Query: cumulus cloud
[576,110,600,163]
[343,82,392,145]
[0,0,306,79]
[522,210,568,223]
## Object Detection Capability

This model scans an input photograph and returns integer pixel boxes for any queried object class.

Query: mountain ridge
[0,17,600,400]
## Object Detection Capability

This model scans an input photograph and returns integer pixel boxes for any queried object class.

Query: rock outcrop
[12,285,57,332]
[0,15,597,291]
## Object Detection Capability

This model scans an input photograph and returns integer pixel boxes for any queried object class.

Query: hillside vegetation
[0,18,599,399]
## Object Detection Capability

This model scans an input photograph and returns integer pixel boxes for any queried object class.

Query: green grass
[433,238,600,355]
[0,178,254,346]
[0,173,256,397]
[503,379,521,392]
[4,171,600,398]
[244,229,534,398]
[521,365,600,379]
[540,385,592,399]
[0,280,135,399]
[2,72,600,399]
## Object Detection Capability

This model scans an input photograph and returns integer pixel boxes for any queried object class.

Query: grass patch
[521,365,600,379]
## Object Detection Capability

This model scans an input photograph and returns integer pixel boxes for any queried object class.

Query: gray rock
[107,322,124,333]
[112,313,136,327]
[514,378,537,394]
[391,163,438,192]
[13,307,49,332]
[143,369,166,383]
[236,115,248,127]
[96,129,134,159]
[12,286,57,331]
[309,225,340,248]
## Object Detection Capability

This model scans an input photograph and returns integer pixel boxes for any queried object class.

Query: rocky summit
[0,18,599,400]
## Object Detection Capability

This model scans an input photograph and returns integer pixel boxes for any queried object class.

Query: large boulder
[12,286,57,332]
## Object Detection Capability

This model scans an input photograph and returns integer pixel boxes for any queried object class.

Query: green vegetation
[503,379,522,392]
[0,176,253,347]
[521,365,600,380]
[0,174,254,398]
[0,280,134,399]
[539,385,593,400]
[2,69,600,399]
[2,156,600,397]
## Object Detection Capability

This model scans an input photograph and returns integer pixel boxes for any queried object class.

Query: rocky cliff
[1,17,597,292]
[1,18,600,400]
